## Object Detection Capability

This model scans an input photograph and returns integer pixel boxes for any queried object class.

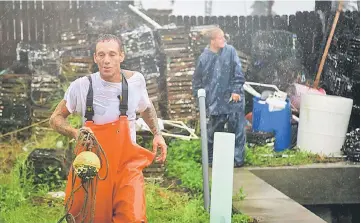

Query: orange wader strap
[84,72,128,121]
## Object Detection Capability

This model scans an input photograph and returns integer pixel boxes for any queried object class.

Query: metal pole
[128,4,163,29]
[198,89,210,212]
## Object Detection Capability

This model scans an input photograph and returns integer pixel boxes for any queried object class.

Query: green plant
[232,214,253,223]
[244,145,319,167]
[233,187,246,202]
[165,139,203,192]
[146,183,209,223]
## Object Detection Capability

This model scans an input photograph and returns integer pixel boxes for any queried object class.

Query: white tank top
[63,72,151,143]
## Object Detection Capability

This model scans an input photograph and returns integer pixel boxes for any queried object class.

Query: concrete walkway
[232,169,326,223]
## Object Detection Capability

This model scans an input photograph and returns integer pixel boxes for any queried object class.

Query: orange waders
[64,74,155,223]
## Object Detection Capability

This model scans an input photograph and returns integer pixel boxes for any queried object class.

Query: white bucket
[297,94,353,156]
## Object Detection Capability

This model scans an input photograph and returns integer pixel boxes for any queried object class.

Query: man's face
[94,39,124,80]
[212,31,226,49]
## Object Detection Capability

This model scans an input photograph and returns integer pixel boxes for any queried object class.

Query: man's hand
[231,93,241,102]
[152,134,167,163]
[74,127,96,149]
[74,126,93,139]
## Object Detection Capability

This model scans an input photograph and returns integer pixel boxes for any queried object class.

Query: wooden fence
[0,0,359,72]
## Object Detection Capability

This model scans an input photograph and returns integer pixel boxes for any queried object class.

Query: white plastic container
[297,94,353,156]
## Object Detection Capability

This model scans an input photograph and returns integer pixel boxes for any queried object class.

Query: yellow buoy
[73,151,101,181]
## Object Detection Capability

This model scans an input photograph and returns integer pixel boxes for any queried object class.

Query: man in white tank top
[50,35,167,162]
[49,34,167,223]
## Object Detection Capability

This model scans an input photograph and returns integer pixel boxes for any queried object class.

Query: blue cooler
[252,97,291,151]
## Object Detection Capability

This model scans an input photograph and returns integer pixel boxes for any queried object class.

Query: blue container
[252,97,291,151]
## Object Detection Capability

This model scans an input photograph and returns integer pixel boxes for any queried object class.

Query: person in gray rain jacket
[192,27,246,167]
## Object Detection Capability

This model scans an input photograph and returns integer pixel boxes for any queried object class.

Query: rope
[0,118,50,138]
[58,128,109,223]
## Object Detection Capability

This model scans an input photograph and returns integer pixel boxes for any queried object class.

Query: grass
[165,139,253,222]
[0,120,340,223]
[0,152,64,223]
[0,131,250,223]
[244,145,343,167]
[0,140,205,223]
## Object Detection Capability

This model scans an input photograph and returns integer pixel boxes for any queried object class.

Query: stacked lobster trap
[156,26,197,120]
[0,74,32,140]
[120,25,162,117]
[31,74,63,137]
[60,45,94,83]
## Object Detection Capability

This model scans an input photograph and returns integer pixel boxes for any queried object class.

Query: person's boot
[234,162,244,168]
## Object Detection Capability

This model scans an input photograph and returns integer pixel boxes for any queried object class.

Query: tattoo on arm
[49,100,77,139]
[140,102,161,136]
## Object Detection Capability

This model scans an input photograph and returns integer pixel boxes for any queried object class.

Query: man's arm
[140,100,167,163]
[192,58,203,98]
[230,47,245,95]
[140,101,161,136]
[49,100,78,139]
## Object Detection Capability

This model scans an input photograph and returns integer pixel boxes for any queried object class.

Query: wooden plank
[273,15,282,30]
[352,11,359,36]
[245,16,252,53]
[295,11,306,68]
[288,14,296,33]
[303,11,313,73]
[260,15,267,30]
[21,0,29,42]
[14,1,21,41]
[4,2,11,42]
[78,0,89,31]
[224,15,232,34]
[176,15,184,26]
[295,11,306,49]
[190,16,197,26]
[0,2,5,43]
[60,0,71,32]
[7,1,15,42]
[210,16,218,25]
[2,1,15,68]
[231,16,238,30]
[0,1,5,68]
[238,16,246,52]
[204,16,211,25]
[218,16,225,29]
[167,15,175,24]
[197,16,204,26]
[50,1,58,44]
[281,15,288,31]
[252,16,260,33]
[309,11,319,54]
[36,0,44,42]
[70,0,77,31]
[53,1,63,43]
[28,1,36,43]
[266,15,273,30]
[43,1,51,43]
[184,16,190,29]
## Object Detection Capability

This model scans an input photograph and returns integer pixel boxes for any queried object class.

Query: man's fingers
[156,144,167,163]
[152,142,158,154]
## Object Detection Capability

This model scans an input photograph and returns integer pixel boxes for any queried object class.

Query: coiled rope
[57,128,109,223]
